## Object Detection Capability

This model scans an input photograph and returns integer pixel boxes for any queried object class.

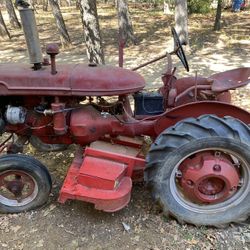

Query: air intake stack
[17,3,43,70]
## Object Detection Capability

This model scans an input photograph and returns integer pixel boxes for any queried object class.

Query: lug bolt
[186,180,193,186]
[213,164,221,172]
[230,186,237,192]
[238,179,244,187]
[175,170,182,178]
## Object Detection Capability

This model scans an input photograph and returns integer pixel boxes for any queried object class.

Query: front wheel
[0,154,52,213]
[145,115,250,227]
[30,136,68,152]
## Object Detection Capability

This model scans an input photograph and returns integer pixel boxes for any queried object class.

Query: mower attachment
[58,147,145,212]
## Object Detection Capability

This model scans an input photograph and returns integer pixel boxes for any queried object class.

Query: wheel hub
[178,153,240,204]
[6,178,25,197]
[0,171,35,202]
[198,177,225,195]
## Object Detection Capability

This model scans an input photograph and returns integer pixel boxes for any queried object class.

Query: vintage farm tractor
[0,5,250,227]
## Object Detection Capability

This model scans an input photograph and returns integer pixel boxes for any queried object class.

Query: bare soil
[0,5,250,250]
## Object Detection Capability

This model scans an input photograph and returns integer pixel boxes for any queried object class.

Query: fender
[154,101,250,135]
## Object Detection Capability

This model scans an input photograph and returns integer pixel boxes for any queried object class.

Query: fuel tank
[0,63,145,96]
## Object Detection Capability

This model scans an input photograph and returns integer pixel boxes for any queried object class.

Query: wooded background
[0,0,248,64]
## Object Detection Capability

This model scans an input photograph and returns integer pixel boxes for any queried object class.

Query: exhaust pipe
[18,6,42,70]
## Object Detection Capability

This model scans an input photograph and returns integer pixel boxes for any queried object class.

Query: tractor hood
[0,63,145,96]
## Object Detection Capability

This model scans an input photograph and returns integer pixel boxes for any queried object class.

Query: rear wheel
[0,154,52,213]
[145,115,250,226]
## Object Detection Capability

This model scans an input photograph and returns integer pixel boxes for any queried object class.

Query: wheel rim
[170,148,250,214]
[0,170,38,207]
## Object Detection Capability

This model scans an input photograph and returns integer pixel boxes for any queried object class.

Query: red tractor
[0,5,250,227]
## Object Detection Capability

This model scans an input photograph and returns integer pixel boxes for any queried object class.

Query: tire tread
[144,115,250,226]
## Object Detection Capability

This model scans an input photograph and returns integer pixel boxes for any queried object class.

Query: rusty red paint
[0,64,145,96]
[46,44,59,75]
[155,101,250,135]
[1,40,250,214]
[51,102,67,135]
[159,68,250,107]
[179,153,240,204]
[4,101,250,149]
[84,148,145,178]
[46,43,59,55]
[211,67,250,92]
[58,147,145,212]
[0,170,35,200]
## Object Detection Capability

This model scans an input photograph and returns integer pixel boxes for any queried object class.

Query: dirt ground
[1,4,250,250]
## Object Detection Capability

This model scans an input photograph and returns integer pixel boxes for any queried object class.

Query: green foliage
[188,0,213,14]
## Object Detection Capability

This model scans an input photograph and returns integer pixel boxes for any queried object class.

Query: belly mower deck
[58,140,145,212]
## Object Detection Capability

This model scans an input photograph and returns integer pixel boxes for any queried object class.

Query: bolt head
[213,164,221,172]
[186,180,194,186]
[46,43,59,55]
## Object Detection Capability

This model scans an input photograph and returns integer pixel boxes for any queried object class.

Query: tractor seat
[210,67,250,92]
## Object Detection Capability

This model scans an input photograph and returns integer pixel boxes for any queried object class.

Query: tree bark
[164,1,172,14]
[0,10,11,39]
[117,0,137,45]
[5,0,21,29]
[48,0,71,47]
[27,0,35,9]
[175,0,188,45]
[65,0,71,6]
[75,0,80,9]
[43,0,49,11]
[214,0,222,31]
[79,0,105,64]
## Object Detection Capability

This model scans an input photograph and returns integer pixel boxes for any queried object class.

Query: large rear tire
[145,115,250,227]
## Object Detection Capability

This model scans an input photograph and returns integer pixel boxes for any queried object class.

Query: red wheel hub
[178,152,240,204]
[0,171,35,200]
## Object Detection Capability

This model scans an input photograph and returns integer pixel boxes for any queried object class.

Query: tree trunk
[117,0,137,45]
[0,10,11,39]
[164,1,172,14]
[43,0,49,11]
[79,0,105,64]
[75,0,80,9]
[5,0,21,29]
[214,0,222,31]
[175,0,188,45]
[66,0,71,6]
[48,0,71,47]
[27,0,35,8]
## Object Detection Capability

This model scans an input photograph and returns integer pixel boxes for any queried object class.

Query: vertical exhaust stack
[18,6,43,70]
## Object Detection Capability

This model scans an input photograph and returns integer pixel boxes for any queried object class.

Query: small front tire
[0,154,52,213]
[30,136,68,152]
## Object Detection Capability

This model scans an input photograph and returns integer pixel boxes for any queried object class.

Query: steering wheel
[171,27,189,72]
